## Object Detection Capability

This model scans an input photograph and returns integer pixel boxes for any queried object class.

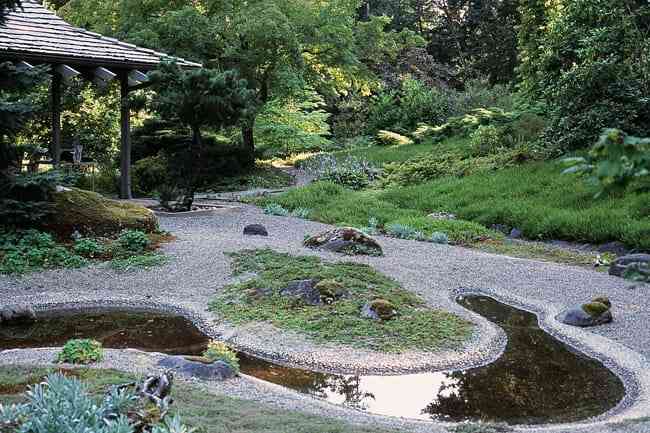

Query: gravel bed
[1,205,649,432]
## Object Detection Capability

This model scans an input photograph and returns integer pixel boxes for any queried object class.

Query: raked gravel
[1,204,649,432]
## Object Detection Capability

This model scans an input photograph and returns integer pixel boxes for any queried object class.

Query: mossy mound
[591,296,611,309]
[581,301,610,318]
[314,279,347,303]
[370,298,397,320]
[46,188,158,237]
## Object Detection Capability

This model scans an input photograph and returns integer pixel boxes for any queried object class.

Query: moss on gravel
[0,365,396,433]
[209,249,473,353]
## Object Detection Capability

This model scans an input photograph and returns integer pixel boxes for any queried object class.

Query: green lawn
[210,249,473,353]
[265,158,649,250]
[0,365,396,433]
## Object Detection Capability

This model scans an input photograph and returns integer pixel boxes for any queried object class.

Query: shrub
[0,171,57,228]
[376,130,414,146]
[430,232,449,244]
[56,339,103,364]
[263,203,290,216]
[470,125,504,156]
[386,223,425,241]
[290,207,310,219]
[563,129,650,197]
[299,154,380,190]
[73,238,104,258]
[0,373,190,433]
[412,108,517,143]
[117,229,150,254]
[155,184,183,211]
[132,154,171,196]
[203,341,240,373]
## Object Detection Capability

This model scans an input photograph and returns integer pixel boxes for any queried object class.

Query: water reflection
[0,298,626,424]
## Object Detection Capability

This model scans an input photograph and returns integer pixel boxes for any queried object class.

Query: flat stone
[304,227,382,256]
[0,306,36,324]
[158,356,236,380]
[360,303,380,320]
[597,241,628,256]
[609,254,650,277]
[243,224,268,236]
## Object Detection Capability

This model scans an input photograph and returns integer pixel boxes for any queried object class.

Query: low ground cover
[0,229,170,275]
[0,365,395,433]
[209,249,472,353]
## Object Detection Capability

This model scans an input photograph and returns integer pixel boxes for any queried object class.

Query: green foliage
[413,108,519,143]
[518,0,650,150]
[0,371,192,433]
[263,203,290,217]
[385,223,425,241]
[117,229,150,254]
[210,249,472,352]
[470,125,504,156]
[430,232,449,244]
[56,339,104,364]
[203,341,240,374]
[132,155,171,196]
[299,154,380,190]
[0,171,57,228]
[376,130,413,146]
[109,253,169,272]
[0,230,88,275]
[73,238,104,258]
[563,129,650,197]
[255,89,333,157]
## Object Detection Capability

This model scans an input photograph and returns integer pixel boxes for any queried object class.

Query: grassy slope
[0,365,395,433]
[270,139,650,250]
[210,249,472,353]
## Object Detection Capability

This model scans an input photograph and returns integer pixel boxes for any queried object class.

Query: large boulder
[609,254,650,277]
[158,355,236,380]
[45,187,158,237]
[304,227,383,256]
[243,224,268,237]
[558,297,613,327]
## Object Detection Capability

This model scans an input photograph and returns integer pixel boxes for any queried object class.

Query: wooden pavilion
[0,0,201,198]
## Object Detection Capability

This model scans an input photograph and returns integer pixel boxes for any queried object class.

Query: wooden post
[119,73,132,199]
[51,71,62,166]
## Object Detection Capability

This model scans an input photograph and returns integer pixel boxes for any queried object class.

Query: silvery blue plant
[430,231,449,244]
[386,223,425,241]
[301,154,381,190]
[263,203,290,216]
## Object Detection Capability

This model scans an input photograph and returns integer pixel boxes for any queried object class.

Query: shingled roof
[0,0,201,70]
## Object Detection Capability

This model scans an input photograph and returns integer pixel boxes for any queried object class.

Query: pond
[0,296,625,424]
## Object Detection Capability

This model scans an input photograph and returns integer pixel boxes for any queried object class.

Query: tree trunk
[183,126,201,211]
[241,117,256,168]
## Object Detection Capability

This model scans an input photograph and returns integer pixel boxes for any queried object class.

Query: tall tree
[149,63,253,209]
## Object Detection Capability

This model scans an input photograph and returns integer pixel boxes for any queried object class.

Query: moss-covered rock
[45,187,158,237]
[582,301,610,318]
[361,298,397,321]
[314,279,347,304]
[591,296,611,309]
[304,227,383,256]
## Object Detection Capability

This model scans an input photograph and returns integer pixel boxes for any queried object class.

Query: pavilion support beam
[119,73,132,199]
[50,71,62,166]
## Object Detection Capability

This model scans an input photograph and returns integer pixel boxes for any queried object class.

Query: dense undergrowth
[210,249,472,352]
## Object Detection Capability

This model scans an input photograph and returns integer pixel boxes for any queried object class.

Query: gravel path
[1,205,649,432]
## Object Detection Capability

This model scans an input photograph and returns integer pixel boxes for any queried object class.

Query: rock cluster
[303,227,383,256]
[609,254,650,277]
[279,279,348,306]
[158,355,237,380]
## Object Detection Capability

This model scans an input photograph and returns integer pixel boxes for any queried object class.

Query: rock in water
[158,356,236,380]
[304,227,383,256]
[243,224,268,236]
[609,254,650,277]
[558,297,613,327]
[280,279,322,306]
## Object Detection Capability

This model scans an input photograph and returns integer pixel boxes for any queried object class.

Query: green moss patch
[209,249,473,353]
[45,188,159,238]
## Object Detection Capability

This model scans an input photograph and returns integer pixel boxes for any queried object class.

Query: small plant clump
[55,339,104,364]
[263,203,290,216]
[430,232,450,244]
[73,238,105,258]
[386,223,425,241]
[117,229,151,254]
[203,341,240,373]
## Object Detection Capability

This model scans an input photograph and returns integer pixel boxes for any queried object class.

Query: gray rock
[243,224,268,236]
[322,239,353,252]
[360,303,380,320]
[598,241,628,256]
[428,212,457,220]
[0,306,36,324]
[509,228,523,239]
[609,254,650,277]
[280,279,321,306]
[158,356,236,380]
[558,307,613,327]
